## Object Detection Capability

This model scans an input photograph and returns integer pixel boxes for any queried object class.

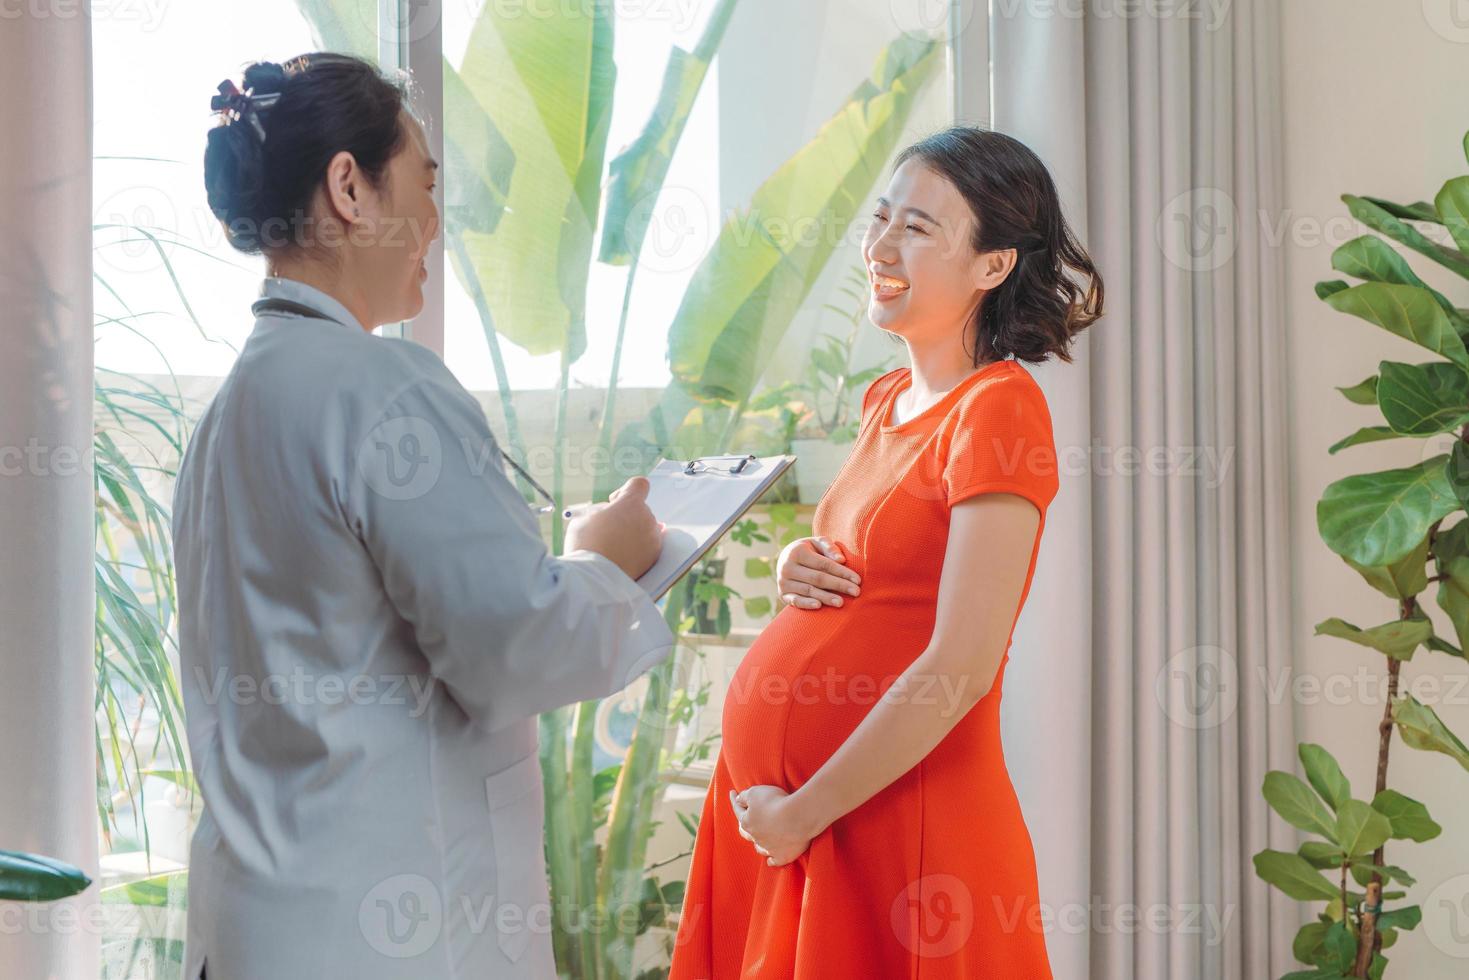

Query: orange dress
[668,358,1060,980]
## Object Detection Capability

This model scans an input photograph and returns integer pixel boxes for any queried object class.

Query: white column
[0,8,100,980]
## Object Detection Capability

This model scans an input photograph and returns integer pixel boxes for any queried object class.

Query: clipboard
[635,454,796,601]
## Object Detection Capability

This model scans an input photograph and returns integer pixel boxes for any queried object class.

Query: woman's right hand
[564,477,665,581]
[777,536,861,610]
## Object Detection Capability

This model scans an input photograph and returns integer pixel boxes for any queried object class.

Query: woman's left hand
[729,785,819,867]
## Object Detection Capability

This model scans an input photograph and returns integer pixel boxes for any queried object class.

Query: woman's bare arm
[732,491,1041,861]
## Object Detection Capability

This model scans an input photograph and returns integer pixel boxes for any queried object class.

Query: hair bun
[242,60,288,96]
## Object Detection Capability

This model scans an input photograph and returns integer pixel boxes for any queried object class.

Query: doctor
[175,54,674,979]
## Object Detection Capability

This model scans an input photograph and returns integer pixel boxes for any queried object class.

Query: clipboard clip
[684,453,757,475]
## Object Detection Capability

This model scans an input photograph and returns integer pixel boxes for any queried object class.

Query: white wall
[1283,2,1469,974]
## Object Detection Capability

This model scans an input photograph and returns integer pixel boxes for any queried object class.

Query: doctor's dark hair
[893,127,1104,365]
[204,53,409,255]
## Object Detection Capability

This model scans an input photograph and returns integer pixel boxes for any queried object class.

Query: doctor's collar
[253,277,368,334]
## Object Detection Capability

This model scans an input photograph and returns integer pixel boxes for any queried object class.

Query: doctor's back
[173,54,673,980]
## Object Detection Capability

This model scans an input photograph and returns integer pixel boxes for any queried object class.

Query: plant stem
[450,233,535,499]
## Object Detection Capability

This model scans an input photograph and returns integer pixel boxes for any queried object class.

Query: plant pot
[791,437,852,505]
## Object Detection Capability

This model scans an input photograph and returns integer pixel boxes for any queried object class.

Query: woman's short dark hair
[204,53,409,255]
[893,126,1104,365]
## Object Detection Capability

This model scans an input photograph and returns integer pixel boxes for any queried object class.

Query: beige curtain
[985,1,1302,977]
[0,10,99,980]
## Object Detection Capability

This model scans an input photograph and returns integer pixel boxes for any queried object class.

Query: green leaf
[744,557,772,579]
[1371,788,1442,842]
[1342,533,1429,600]
[1253,849,1341,901]
[1292,920,1330,965]
[1348,861,1415,888]
[1336,374,1379,405]
[450,0,618,358]
[1328,425,1401,454]
[1344,194,1469,280]
[1331,235,1468,329]
[100,871,187,909]
[1316,279,1351,301]
[743,596,772,618]
[0,849,91,902]
[1313,615,1431,660]
[1317,455,1458,566]
[1358,197,1440,224]
[1324,282,1469,369]
[1446,441,1469,512]
[1299,840,1345,869]
[1262,771,1338,839]
[1376,360,1469,435]
[1434,176,1469,254]
[1432,517,1469,653]
[597,0,738,265]
[1333,799,1393,857]
[666,34,943,403]
[1375,905,1422,932]
[1299,743,1352,811]
[1393,694,1469,772]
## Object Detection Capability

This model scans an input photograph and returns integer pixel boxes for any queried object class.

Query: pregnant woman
[667,127,1103,979]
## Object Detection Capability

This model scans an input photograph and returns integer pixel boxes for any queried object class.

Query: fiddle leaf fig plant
[1253,130,1469,979]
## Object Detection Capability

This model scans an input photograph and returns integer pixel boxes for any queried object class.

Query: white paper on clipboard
[635,454,796,601]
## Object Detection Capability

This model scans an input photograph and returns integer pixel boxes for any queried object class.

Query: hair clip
[210,79,280,143]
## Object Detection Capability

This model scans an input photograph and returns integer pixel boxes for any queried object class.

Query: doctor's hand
[777,536,860,610]
[729,785,818,867]
[565,476,664,581]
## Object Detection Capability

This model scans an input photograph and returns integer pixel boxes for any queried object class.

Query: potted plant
[1252,128,1469,978]
[754,265,895,505]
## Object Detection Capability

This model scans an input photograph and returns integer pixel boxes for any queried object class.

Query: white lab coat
[172,276,674,980]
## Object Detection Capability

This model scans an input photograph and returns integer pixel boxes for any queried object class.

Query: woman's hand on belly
[729,785,822,867]
[777,536,861,610]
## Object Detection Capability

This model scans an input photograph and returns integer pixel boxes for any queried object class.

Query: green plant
[92,213,202,865]
[752,266,894,444]
[731,504,812,620]
[0,850,92,902]
[1252,129,1469,979]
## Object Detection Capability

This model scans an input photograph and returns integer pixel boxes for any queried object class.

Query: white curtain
[985,2,1303,977]
[0,9,99,980]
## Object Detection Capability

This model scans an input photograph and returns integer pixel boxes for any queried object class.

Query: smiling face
[861,157,1015,350]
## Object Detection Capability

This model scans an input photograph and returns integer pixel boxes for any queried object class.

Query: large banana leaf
[598,0,739,266]
[667,33,942,405]
[451,1,617,359]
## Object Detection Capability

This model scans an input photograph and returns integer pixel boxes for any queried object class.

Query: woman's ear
[974,247,1018,291]
[322,149,362,225]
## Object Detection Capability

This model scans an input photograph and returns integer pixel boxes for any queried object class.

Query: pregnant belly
[720,600,933,791]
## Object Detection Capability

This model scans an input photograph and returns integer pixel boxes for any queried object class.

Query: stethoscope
[251,295,559,512]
